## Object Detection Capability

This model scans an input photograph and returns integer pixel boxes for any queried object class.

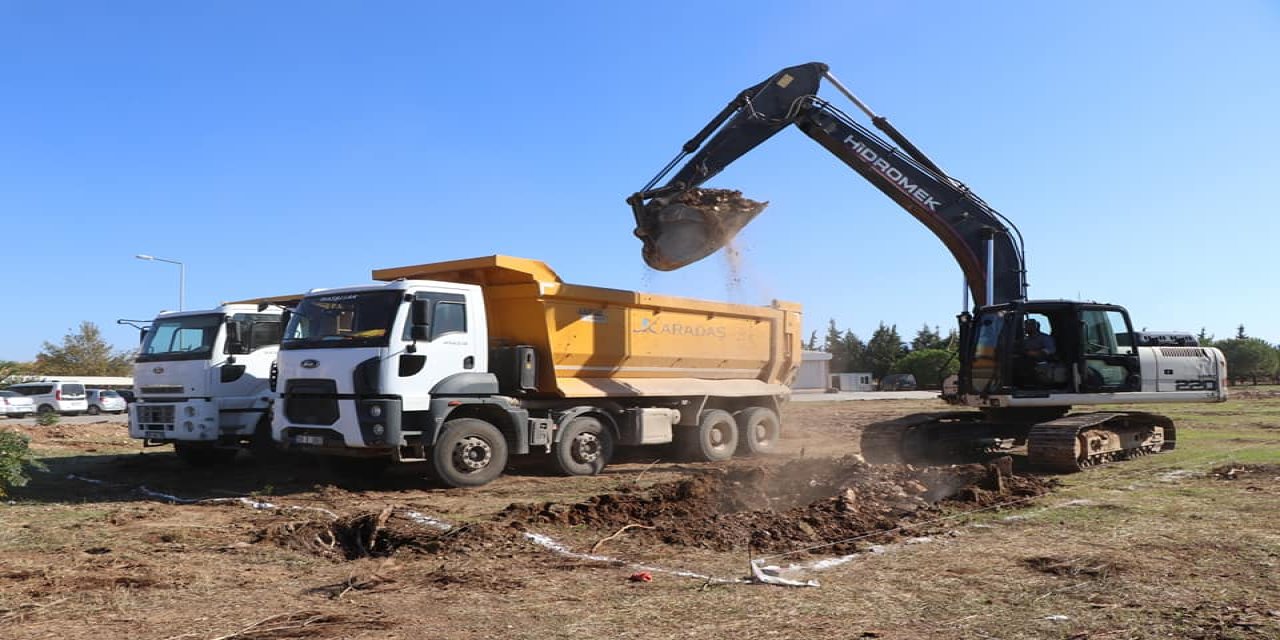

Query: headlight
[184,406,197,417]
[369,405,382,418]
[372,424,385,436]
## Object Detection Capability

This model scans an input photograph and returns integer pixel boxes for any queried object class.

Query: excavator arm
[628,62,1028,307]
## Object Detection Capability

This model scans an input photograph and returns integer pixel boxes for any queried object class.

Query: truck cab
[129,303,288,465]
[273,279,492,459]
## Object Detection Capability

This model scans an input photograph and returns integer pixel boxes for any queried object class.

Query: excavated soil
[672,187,768,217]
[255,456,1053,560]
[499,456,1053,554]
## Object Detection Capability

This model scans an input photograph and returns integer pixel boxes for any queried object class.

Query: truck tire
[677,409,739,462]
[736,407,781,456]
[431,418,509,488]
[174,442,238,467]
[554,416,614,476]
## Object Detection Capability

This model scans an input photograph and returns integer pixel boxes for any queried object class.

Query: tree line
[0,322,135,382]
[805,320,961,388]
[1198,325,1280,385]
[809,320,1280,388]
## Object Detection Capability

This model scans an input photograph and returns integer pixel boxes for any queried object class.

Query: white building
[794,351,833,392]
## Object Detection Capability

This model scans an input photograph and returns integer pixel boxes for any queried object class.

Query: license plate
[145,430,165,439]
[294,434,325,446]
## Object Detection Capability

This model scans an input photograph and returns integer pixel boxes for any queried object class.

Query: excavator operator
[1022,319,1056,360]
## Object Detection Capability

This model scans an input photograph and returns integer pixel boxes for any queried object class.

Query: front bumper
[129,399,221,442]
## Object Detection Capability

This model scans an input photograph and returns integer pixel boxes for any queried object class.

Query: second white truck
[129,298,297,465]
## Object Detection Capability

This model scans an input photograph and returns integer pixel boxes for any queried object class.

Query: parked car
[878,373,918,391]
[0,390,35,418]
[5,381,89,415]
[86,389,127,415]
[116,389,137,405]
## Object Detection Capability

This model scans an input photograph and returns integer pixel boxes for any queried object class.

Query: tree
[33,322,135,376]
[0,360,33,385]
[1236,324,1247,340]
[842,330,868,372]
[891,348,959,389]
[1215,337,1280,385]
[910,324,948,352]
[0,430,45,497]
[865,322,905,380]
[1197,327,1215,347]
[804,331,818,351]
[823,319,849,373]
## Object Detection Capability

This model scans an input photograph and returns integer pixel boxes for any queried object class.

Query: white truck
[129,299,297,465]
[272,255,801,488]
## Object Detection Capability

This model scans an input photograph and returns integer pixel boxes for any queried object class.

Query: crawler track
[1026,412,1175,472]
[860,410,1176,472]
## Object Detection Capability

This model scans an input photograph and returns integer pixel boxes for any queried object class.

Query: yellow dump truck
[272,255,801,487]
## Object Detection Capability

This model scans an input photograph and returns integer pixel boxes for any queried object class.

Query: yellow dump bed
[373,255,801,399]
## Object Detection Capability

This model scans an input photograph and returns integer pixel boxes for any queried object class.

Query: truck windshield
[283,291,401,350]
[137,314,223,362]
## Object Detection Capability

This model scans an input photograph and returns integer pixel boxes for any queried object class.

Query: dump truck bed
[373,255,802,398]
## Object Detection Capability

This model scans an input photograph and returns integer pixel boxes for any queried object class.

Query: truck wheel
[677,409,739,462]
[736,407,781,456]
[174,442,238,467]
[431,418,508,488]
[555,416,614,476]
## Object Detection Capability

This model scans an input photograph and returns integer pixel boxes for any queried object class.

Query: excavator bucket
[633,188,768,271]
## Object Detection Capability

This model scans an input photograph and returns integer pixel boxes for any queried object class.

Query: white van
[6,381,90,415]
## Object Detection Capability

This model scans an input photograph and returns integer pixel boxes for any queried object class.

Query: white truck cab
[129,302,291,465]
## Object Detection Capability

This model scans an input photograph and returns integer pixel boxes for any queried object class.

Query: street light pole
[135,254,185,311]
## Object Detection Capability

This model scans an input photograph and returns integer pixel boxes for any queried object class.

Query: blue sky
[2,1,1277,360]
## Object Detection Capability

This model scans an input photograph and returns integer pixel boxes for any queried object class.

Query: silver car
[0,390,35,418]
[86,389,127,415]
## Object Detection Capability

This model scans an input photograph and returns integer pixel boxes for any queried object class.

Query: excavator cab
[957,301,1142,399]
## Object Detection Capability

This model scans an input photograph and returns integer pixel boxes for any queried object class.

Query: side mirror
[225,319,248,355]
[411,299,430,327]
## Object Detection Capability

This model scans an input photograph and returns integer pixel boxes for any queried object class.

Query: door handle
[463,356,475,370]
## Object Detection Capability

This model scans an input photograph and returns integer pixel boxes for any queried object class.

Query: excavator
[627,62,1227,471]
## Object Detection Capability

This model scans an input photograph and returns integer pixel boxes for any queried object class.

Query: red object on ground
[628,572,653,583]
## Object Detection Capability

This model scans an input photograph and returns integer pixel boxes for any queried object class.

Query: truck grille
[284,379,339,425]
[135,404,176,427]
[140,385,185,395]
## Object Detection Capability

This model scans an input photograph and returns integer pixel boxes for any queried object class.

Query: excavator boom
[628,62,1027,306]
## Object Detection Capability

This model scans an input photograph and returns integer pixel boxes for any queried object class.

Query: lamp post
[135,254,185,311]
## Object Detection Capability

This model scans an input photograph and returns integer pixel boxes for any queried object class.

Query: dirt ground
[2,394,1278,639]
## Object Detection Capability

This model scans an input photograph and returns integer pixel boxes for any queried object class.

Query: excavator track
[1026,412,1176,472]
[859,412,987,465]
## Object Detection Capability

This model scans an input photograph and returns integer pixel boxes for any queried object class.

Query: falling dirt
[499,456,1054,554]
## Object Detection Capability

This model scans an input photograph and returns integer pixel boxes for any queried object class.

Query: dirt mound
[257,509,512,560]
[500,456,1054,553]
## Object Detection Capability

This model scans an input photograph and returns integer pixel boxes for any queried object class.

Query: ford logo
[301,359,319,369]
[153,367,165,374]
